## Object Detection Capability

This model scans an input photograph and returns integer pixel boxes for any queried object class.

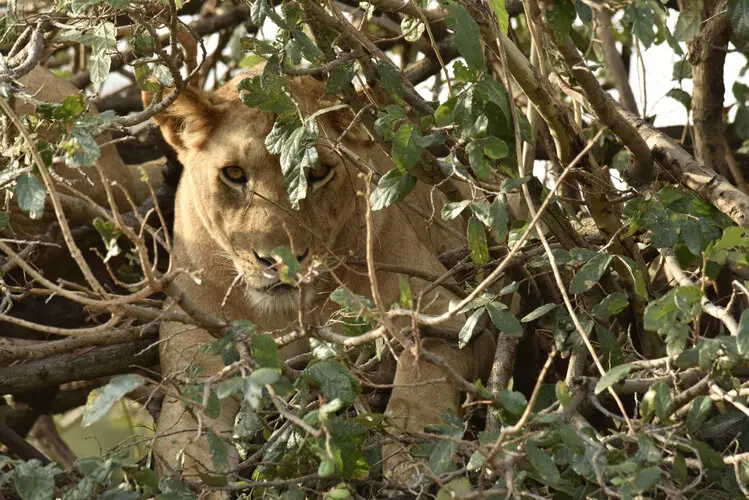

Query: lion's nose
[252,248,310,268]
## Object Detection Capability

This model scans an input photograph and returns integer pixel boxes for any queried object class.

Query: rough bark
[686,0,731,176]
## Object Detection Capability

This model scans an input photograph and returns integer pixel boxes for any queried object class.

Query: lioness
[147,67,496,487]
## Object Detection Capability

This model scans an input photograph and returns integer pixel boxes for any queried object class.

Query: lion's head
[148,69,385,319]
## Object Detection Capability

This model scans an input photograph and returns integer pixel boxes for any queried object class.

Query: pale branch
[552,37,653,186]
[4,18,49,82]
[661,248,739,336]
[0,325,158,364]
[0,339,158,395]
[593,8,639,115]
[620,108,749,228]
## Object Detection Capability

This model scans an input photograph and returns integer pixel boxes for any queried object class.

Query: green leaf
[93,217,121,263]
[249,367,281,386]
[481,136,509,159]
[486,302,522,336]
[318,459,335,478]
[498,389,527,415]
[467,216,489,265]
[489,196,510,243]
[686,395,713,434]
[12,460,61,500]
[526,441,560,485]
[650,381,672,422]
[428,439,458,475]
[674,4,700,42]
[64,126,101,168]
[0,212,9,231]
[569,254,613,294]
[278,121,319,209]
[667,88,692,111]
[251,333,281,369]
[370,169,417,211]
[555,381,571,408]
[521,303,557,322]
[82,374,146,427]
[16,173,46,220]
[90,22,116,90]
[592,292,630,317]
[217,377,244,399]
[625,0,657,48]
[693,440,726,469]
[399,277,413,309]
[734,310,749,360]
[392,122,421,170]
[466,142,489,180]
[545,0,576,41]
[635,466,661,492]
[308,360,360,404]
[728,0,749,41]
[270,246,301,283]
[445,2,485,70]
[207,429,229,472]
[436,477,473,499]
[459,308,485,348]
[490,0,509,34]
[238,76,296,116]
[326,61,357,95]
[374,60,404,102]
[673,59,693,80]
[401,15,426,42]
[442,200,472,220]
[594,363,632,395]
[291,29,323,62]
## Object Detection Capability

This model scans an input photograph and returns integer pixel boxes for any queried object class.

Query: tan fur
[3,66,163,238]
[148,68,496,489]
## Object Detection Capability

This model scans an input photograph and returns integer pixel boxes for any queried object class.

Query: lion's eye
[308,163,334,191]
[221,166,248,184]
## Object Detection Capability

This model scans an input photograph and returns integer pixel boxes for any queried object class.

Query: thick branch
[0,338,158,395]
[554,37,653,186]
[621,108,749,228]
[686,0,731,177]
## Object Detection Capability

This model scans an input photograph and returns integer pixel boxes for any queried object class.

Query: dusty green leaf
[486,302,522,336]
[445,2,484,70]
[526,441,560,485]
[459,308,485,348]
[12,460,60,500]
[16,173,46,220]
[442,200,472,220]
[82,374,146,427]
[686,395,713,434]
[370,169,417,211]
[592,292,630,317]
[308,360,360,404]
[467,216,489,265]
[674,4,700,42]
[490,0,509,34]
[594,363,632,395]
[207,429,228,472]
[392,122,421,170]
[569,254,613,294]
[521,303,557,322]
[738,310,749,357]
[728,0,749,41]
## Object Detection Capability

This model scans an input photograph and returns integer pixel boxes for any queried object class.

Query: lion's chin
[243,282,315,317]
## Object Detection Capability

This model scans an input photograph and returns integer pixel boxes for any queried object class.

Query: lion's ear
[143,86,219,155]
